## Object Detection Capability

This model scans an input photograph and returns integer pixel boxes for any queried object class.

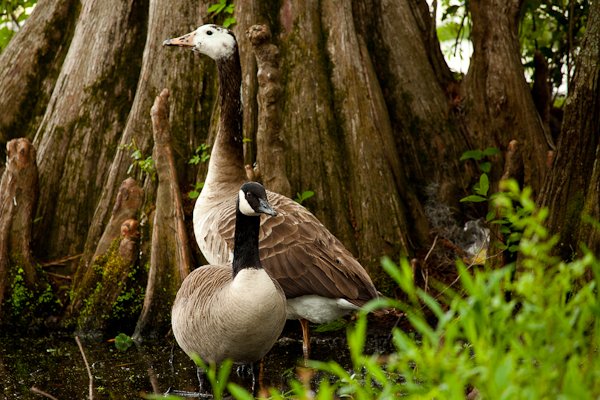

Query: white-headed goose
[171,182,286,364]
[164,24,378,360]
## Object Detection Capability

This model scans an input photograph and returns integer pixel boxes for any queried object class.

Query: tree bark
[73,218,141,337]
[68,178,143,320]
[538,0,600,259]
[464,0,552,193]
[0,0,79,161]
[246,24,292,197]
[32,0,148,262]
[0,138,42,319]
[78,0,213,276]
[133,89,192,341]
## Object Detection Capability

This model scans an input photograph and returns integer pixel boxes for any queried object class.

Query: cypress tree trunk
[538,0,600,259]
[0,0,79,159]
[464,0,552,193]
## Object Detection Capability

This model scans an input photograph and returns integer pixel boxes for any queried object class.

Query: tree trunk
[68,177,143,325]
[464,0,552,193]
[0,138,48,322]
[32,0,148,262]
[538,0,600,259]
[0,0,79,160]
[78,0,213,276]
[133,89,192,341]
[247,24,292,197]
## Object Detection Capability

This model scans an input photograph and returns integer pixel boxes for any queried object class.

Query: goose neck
[232,206,262,277]
[206,48,245,186]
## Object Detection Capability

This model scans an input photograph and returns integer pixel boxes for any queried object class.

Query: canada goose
[171,181,286,364]
[164,24,378,359]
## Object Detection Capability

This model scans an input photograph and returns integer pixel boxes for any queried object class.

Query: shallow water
[0,320,395,399]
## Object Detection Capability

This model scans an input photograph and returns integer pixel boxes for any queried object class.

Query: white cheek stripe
[239,190,258,216]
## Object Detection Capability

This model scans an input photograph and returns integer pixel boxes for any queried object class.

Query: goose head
[238,182,277,217]
[163,24,236,61]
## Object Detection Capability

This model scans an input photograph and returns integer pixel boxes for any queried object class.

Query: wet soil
[0,314,400,399]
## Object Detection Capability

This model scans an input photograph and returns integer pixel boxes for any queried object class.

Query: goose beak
[163,31,196,48]
[257,198,277,217]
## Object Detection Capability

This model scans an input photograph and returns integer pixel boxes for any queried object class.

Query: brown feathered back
[197,190,378,307]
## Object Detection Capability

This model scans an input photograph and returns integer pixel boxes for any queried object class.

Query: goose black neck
[232,203,262,277]
[215,47,243,162]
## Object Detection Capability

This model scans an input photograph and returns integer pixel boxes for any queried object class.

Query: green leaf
[460,194,487,203]
[480,161,492,173]
[207,3,225,14]
[227,384,253,400]
[476,173,489,196]
[223,16,236,28]
[114,333,134,352]
[460,149,484,161]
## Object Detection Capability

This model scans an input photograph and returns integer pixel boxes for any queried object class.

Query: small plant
[207,0,236,28]
[294,190,315,205]
[188,181,205,200]
[459,146,499,204]
[121,140,155,180]
[189,143,210,165]
[113,333,134,352]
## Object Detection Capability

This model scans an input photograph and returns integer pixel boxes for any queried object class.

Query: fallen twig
[30,386,59,400]
[75,336,94,399]
[40,253,82,267]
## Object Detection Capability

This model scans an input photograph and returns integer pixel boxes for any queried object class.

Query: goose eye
[206,30,213,35]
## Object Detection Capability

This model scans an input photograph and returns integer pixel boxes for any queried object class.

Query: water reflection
[0,320,394,399]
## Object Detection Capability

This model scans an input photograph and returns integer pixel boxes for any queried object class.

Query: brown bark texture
[464,0,552,193]
[0,139,40,318]
[68,177,143,321]
[0,0,79,157]
[247,24,292,197]
[73,218,141,336]
[538,0,600,259]
[133,89,192,341]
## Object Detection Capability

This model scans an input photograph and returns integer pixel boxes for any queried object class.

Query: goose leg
[300,318,311,363]
[257,358,264,395]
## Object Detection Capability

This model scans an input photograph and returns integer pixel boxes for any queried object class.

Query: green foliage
[436,0,589,96]
[121,140,155,181]
[294,190,315,205]
[4,265,58,324]
[281,181,600,398]
[114,332,134,352]
[0,0,36,52]
[207,0,236,28]
[188,144,210,199]
[519,0,589,92]
[190,354,234,400]
[460,147,499,203]
[188,143,210,165]
[188,181,205,200]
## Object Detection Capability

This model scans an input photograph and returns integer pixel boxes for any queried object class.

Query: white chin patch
[238,190,258,216]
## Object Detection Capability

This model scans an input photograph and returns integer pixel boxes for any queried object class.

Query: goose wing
[214,191,378,305]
